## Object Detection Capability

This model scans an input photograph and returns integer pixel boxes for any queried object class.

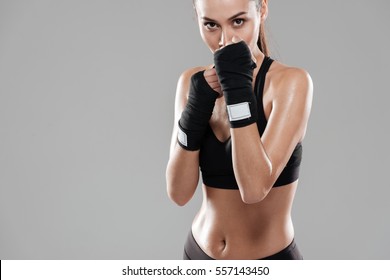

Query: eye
[204,22,219,30]
[233,18,245,27]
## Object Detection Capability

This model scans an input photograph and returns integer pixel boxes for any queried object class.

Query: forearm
[213,41,272,203]
[231,124,273,204]
[166,69,219,205]
[166,142,200,206]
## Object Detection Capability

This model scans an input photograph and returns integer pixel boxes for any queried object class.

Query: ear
[260,0,268,21]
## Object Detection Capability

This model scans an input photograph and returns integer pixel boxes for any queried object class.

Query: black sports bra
[199,56,302,189]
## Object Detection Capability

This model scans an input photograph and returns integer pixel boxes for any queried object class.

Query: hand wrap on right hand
[177,70,219,151]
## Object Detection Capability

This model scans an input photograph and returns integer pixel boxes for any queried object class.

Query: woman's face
[194,0,263,55]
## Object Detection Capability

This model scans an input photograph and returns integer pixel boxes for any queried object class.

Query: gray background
[0,0,389,259]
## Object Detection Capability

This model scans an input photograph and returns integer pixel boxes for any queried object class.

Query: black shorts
[183,230,303,260]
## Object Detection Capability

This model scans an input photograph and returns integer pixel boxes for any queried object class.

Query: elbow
[242,196,263,205]
[240,187,268,204]
[165,158,198,207]
[238,176,273,204]
[167,187,191,206]
[166,170,194,207]
[235,160,274,204]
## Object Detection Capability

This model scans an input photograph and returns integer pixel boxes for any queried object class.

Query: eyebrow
[201,11,248,22]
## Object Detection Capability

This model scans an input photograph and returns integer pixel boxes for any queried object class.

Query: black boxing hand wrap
[214,41,258,128]
[177,70,219,151]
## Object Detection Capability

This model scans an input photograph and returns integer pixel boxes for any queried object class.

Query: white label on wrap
[177,126,188,147]
[227,102,251,121]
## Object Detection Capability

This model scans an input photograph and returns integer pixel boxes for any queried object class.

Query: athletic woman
[166,0,313,260]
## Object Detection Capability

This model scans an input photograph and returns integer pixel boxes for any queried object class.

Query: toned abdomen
[191,182,298,259]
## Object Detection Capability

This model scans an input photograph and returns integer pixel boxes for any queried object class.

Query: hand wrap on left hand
[213,41,258,128]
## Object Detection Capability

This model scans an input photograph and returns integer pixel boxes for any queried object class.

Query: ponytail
[256,0,270,57]
[257,21,270,57]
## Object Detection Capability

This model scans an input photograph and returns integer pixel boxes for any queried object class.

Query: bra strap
[255,56,274,136]
[258,56,274,96]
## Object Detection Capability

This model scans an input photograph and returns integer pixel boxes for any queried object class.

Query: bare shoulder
[268,60,313,101]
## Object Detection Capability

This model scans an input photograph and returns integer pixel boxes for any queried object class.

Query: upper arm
[261,67,313,179]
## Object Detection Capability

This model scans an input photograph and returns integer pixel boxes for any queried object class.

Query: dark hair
[258,17,269,57]
[192,0,270,56]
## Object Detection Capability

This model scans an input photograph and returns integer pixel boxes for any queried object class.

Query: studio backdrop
[0,0,389,259]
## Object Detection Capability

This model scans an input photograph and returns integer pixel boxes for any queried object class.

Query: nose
[219,28,234,47]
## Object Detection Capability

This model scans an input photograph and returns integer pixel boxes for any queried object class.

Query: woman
[166,0,313,260]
